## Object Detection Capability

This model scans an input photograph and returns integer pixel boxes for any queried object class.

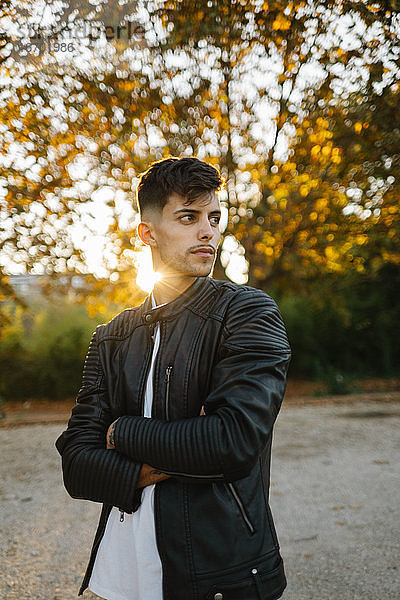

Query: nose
[198,215,214,241]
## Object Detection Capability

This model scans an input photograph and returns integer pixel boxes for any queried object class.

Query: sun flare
[135,246,162,293]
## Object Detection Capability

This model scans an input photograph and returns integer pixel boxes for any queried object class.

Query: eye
[210,216,220,225]
[180,214,195,223]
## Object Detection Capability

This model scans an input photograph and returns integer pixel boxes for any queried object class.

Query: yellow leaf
[314,198,327,211]
[299,184,309,197]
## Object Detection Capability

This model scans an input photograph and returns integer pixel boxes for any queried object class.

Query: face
[139,190,221,279]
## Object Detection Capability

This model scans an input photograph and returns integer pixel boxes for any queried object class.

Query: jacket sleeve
[55,327,142,512]
[113,290,291,483]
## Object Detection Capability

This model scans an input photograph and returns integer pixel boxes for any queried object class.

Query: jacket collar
[140,276,210,324]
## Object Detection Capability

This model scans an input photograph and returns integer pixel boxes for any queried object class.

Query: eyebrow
[173,208,221,216]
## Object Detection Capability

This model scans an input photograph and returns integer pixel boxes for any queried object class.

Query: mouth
[191,247,215,257]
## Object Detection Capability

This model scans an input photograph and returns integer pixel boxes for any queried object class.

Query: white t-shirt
[89,294,163,600]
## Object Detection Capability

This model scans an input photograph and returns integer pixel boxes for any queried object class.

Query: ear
[138,221,157,247]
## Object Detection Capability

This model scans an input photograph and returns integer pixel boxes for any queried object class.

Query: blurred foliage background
[0,0,399,401]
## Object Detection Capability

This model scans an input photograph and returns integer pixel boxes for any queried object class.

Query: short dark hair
[137,156,223,215]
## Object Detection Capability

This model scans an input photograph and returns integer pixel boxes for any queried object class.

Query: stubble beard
[158,247,215,278]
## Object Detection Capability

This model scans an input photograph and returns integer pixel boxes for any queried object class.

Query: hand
[137,463,171,488]
[106,419,119,449]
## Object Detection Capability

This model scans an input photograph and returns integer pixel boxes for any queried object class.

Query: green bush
[0,299,102,401]
[278,263,400,384]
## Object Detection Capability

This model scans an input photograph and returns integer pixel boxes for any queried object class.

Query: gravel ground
[0,400,399,600]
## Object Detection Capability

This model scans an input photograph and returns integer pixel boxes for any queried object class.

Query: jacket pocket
[226,482,255,535]
[204,558,285,600]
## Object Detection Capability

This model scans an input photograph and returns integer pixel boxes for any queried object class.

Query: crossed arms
[55,292,290,513]
[106,406,206,488]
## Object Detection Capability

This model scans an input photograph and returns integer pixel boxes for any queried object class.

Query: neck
[152,275,199,306]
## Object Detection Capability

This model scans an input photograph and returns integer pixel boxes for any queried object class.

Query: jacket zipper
[161,469,225,479]
[164,365,172,420]
[227,482,255,534]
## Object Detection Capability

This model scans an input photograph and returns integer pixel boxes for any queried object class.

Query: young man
[56,157,291,600]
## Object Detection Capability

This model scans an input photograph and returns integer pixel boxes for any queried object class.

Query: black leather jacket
[56,276,291,600]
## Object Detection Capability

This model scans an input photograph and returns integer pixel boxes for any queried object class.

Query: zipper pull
[165,365,172,382]
[165,366,172,421]
[119,510,125,522]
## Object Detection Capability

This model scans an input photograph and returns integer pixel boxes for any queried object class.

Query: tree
[146,0,400,288]
[0,3,155,314]
[1,0,399,309]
